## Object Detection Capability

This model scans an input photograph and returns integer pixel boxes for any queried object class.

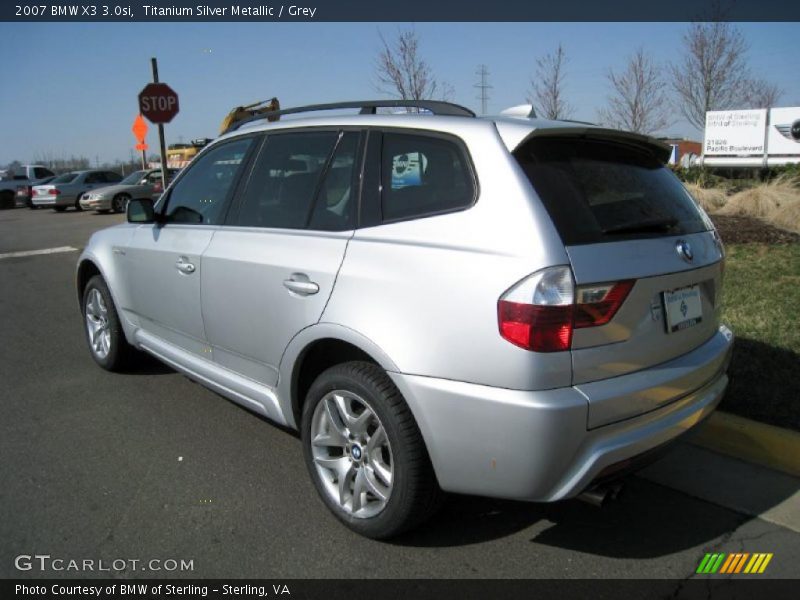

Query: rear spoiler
[512,126,672,164]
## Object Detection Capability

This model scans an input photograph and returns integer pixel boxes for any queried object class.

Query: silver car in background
[33,169,122,211]
[80,168,180,213]
[76,100,733,539]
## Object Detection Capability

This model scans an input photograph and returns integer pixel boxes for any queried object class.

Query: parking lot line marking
[0,246,78,260]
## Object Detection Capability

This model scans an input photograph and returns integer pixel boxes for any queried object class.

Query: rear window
[515,137,709,245]
[52,173,78,184]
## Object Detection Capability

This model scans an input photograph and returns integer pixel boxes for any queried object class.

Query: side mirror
[127,198,156,224]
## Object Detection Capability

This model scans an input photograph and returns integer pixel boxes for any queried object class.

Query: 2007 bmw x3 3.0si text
[76,100,733,539]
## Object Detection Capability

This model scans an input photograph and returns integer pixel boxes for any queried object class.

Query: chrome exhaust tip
[578,481,624,507]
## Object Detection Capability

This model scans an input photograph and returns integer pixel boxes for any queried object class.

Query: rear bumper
[33,196,74,207]
[389,325,733,502]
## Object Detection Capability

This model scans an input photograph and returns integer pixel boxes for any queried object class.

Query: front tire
[111,193,131,214]
[301,361,442,539]
[74,194,84,211]
[82,275,136,371]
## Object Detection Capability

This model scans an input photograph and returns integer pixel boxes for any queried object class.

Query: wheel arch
[76,258,102,308]
[278,324,401,430]
[75,252,138,346]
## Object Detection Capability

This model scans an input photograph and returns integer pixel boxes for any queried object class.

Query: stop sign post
[139,58,179,189]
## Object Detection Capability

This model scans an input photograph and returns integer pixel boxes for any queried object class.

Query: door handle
[283,275,319,296]
[175,257,196,274]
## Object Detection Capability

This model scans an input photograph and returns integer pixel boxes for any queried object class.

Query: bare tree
[597,49,671,135]
[741,79,783,109]
[375,28,452,102]
[670,20,750,130]
[527,43,573,120]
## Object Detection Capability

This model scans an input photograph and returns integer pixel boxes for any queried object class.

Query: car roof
[218,112,589,151]
[213,109,668,160]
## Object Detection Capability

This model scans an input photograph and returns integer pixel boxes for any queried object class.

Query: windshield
[515,137,709,245]
[52,173,79,184]
[120,171,147,185]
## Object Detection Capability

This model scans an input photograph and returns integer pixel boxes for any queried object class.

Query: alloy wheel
[85,288,111,359]
[310,390,393,519]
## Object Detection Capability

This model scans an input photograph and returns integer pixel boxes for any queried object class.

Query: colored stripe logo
[696,553,773,574]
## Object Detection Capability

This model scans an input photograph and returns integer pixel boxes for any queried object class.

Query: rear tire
[301,361,442,539]
[82,275,136,371]
[74,193,84,211]
[0,191,14,210]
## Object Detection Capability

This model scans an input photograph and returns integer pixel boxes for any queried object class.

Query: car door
[200,130,361,387]
[122,137,256,357]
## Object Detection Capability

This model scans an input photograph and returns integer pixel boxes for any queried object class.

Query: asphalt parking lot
[1,206,798,583]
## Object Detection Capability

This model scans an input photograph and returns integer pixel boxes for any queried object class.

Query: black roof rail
[224,100,476,134]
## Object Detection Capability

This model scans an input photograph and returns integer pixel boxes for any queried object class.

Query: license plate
[663,285,703,333]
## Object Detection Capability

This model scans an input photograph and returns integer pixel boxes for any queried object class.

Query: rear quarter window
[380,132,475,222]
[515,137,709,245]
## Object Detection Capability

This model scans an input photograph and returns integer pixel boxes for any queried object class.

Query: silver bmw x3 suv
[76,100,733,538]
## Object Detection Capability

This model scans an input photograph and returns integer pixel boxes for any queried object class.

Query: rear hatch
[514,130,725,428]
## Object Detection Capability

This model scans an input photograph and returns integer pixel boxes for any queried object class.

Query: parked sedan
[16,175,55,208]
[32,170,123,212]
[80,168,179,213]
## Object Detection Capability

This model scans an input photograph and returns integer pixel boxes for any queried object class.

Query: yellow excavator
[166,98,281,168]
[219,97,281,134]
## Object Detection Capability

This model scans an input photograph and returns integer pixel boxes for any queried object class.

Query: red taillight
[573,280,634,328]
[51,188,60,195]
[499,302,573,352]
[498,267,634,353]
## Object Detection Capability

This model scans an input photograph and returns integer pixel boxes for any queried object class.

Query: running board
[134,329,288,427]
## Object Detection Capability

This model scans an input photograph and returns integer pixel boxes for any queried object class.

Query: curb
[690,411,800,477]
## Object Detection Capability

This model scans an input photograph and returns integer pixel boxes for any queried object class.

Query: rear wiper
[602,218,678,235]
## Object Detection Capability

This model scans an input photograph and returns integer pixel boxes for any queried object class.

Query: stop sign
[138,83,179,124]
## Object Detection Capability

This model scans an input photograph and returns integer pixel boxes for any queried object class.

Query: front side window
[232,131,341,229]
[163,137,253,225]
[381,133,474,222]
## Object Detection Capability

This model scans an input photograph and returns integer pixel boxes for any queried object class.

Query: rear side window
[515,137,709,245]
[34,168,53,179]
[308,132,359,231]
[381,133,474,222]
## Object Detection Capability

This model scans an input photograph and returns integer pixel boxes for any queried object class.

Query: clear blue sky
[1,22,797,166]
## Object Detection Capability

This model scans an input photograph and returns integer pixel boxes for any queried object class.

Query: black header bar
[2,0,799,22]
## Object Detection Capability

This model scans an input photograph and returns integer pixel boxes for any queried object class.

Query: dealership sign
[767,107,800,155]
[703,107,800,165]
[704,109,767,155]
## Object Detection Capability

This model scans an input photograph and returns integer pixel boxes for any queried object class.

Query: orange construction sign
[132,114,149,146]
